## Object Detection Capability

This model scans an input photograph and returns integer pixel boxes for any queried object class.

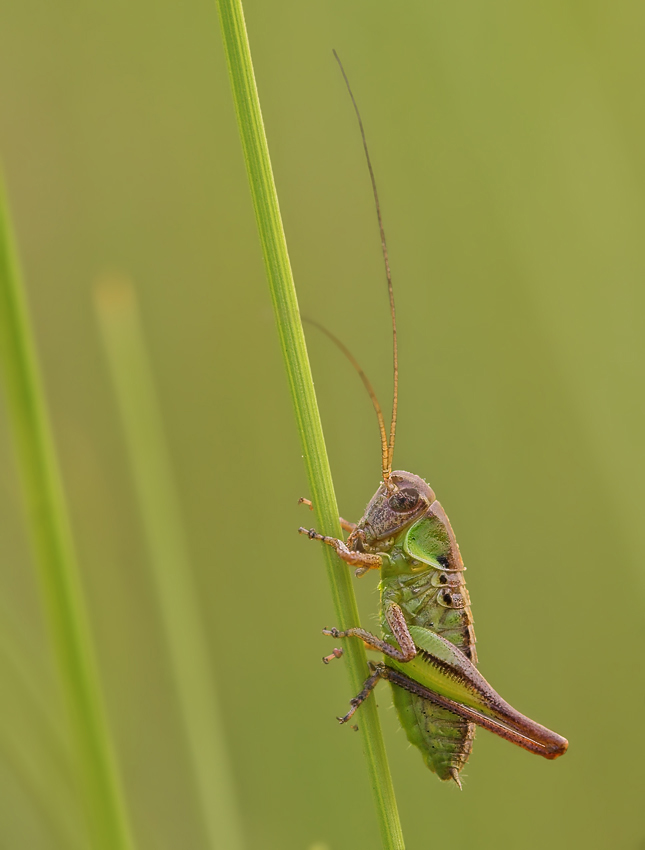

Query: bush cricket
[299,52,568,788]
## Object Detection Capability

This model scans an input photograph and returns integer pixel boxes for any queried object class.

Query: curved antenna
[333,49,398,488]
[303,317,391,483]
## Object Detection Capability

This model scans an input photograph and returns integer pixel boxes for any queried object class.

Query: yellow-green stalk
[95,276,245,850]
[214,3,405,847]
[0,170,135,850]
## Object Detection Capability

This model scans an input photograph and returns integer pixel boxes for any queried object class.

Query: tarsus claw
[322,648,343,664]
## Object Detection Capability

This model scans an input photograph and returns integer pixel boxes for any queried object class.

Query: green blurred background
[1,1,644,848]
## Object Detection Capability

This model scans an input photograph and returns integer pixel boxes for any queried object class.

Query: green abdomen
[379,510,477,783]
[389,684,474,783]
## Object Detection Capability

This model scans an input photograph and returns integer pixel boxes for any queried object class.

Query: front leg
[298,526,382,572]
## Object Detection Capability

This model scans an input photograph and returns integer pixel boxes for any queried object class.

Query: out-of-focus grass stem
[95,276,245,850]
[0,173,135,850]
[0,732,82,849]
[215,2,405,848]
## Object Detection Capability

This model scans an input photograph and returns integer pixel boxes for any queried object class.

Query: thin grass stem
[0,170,135,850]
[94,275,245,850]
[215,4,405,847]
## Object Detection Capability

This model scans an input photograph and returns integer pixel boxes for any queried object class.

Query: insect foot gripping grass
[298,53,568,789]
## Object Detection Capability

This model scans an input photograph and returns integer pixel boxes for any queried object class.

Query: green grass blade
[215,4,405,848]
[0,171,135,850]
[94,276,245,850]
[0,730,82,849]
[0,603,78,831]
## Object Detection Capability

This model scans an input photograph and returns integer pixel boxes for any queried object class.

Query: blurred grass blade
[0,597,72,778]
[215,3,405,848]
[0,731,83,849]
[95,276,245,850]
[0,602,79,839]
[0,173,135,849]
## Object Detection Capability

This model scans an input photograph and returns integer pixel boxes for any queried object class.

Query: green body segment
[379,510,477,781]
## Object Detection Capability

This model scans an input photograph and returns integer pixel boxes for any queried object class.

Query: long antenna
[303,316,390,484]
[333,49,399,489]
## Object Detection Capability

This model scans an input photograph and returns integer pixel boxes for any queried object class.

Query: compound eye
[388,487,420,512]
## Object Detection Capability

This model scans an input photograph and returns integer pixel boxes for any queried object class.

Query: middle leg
[322,603,416,663]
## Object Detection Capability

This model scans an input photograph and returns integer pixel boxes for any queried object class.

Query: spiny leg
[298,497,356,533]
[337,664,385,724]
[322,602,416,663]
[384,603,416,661]
[298,526,382,572]
[375,663,566,761]
[323,605,415,721]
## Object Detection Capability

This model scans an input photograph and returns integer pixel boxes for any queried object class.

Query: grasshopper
[299,53,568,788]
